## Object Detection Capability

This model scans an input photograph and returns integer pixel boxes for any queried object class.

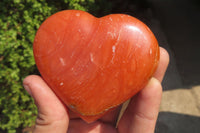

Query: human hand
[23,47,169,133]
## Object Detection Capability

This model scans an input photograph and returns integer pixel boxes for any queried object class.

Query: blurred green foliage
[0,0,112,132]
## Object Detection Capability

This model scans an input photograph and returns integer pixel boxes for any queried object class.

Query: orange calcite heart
[33,10,159,123]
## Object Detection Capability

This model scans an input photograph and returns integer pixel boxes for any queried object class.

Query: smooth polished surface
[33,10,159,123]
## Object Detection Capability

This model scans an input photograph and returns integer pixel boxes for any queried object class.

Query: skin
[23,47,169,133]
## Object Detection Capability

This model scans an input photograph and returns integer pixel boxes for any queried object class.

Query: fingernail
[23,84,32,96]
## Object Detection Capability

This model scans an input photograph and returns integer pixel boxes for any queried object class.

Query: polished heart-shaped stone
[33,10,159,123]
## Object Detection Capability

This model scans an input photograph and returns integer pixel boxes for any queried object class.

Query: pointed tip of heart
[77,106,118,123]
[79,111,110,123]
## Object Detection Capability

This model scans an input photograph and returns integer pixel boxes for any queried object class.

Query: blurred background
[0,0,200,132]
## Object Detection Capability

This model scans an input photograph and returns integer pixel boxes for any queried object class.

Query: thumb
[23,75,69,133]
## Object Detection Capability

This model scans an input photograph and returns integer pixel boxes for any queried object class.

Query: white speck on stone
[60,82,64,86]
[150,49,152,55]
[76,13,80,17]
[111,45,116,64]
[90,53,94,62]
[112,45,116,53]
[59,57,66,66]
[109,17,113,21]
[120,15,125,18]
